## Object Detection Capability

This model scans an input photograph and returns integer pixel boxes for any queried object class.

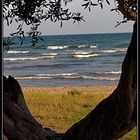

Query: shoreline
[22,85,116,95]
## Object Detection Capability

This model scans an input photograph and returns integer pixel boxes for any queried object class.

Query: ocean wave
[16,76,80,80]
[101,50,117,53]
[82,76,119,81]
[74,51,93,55]
[15,76,53,80]
[101,48,127,53]
[47,45,68,50]
[42,53,58,56]
[40,56,55,59]
[116,48,127,52]
[36,73,77,77]
[16,73,79,80]
[7,50,29,54]
[77,45,86,48]
[90,46,98,48]
[4,56,55,61]
[96,71,121,75]
[73,54,100,58]
[38,73,80,79]
[15,72,119,81]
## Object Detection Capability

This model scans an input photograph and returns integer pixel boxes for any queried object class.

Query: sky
[4,0,135,36]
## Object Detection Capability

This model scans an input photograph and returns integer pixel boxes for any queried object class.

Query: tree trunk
[3,22,137,140]
[65,21,137,140]
[117,0,137,21]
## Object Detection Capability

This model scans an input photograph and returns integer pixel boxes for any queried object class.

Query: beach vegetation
[68,90,82,96]
[19,88,137,139]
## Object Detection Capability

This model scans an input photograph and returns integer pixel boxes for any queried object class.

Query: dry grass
[21,86,136,140]
[23,88,109,132]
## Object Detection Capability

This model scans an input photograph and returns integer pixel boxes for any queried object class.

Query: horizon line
[3,31,132,37]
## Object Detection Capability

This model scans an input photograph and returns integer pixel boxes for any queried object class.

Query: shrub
[68,90,82,96]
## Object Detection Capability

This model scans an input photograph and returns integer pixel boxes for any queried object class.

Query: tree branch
[117,0,137,21]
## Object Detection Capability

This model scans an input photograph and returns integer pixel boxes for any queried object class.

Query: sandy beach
[22,85,116,95]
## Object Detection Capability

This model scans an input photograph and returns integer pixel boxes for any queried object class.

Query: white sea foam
[40,56,55,59]
[73,54,100,58]
[4,56,55,61]
[7,50,29,54]
[77,45,86,48]
[116,48,127,52]
[47,46,68,50]
[42,53,58,56]
[16,73,79,80]
[4,57,36,61]
[15,76,53,80]
[16,76,79,80]
[101,50,117,53]
[15,72,119,81]
[96,71,121,75]
[82,76,119,81]
[101,48,127,53]
[36,73,77,77]
[74,51,92,55]
[90,46,98,48]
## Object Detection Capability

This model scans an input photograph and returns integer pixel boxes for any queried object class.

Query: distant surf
[47,46,69,50]
[15,72,120,81]
[101,48,127,53]
[7,50,29,54]
[90,46,98,48]
[73,54,100,58]
[96,71,121,75]
[4,32,132,87]
[73,51,100,58]
[4,56,55,61]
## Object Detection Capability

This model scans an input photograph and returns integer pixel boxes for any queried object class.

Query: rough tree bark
[65,21,137,140]
[117,0,137,21]
[3,21,137,140]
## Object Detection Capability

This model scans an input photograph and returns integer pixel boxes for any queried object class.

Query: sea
[3,33,132,87]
